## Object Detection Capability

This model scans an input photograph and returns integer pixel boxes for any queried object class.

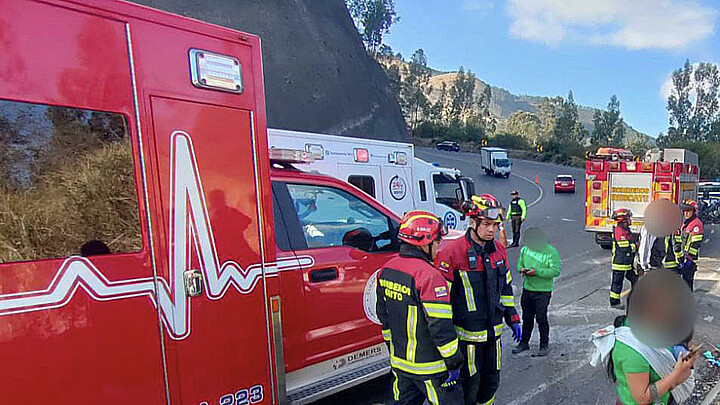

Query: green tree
[538,97,562,142]
[690,62,720,139]
[400,49,432,132]
[591,94,625,146]
[504,111,542,144]
[665,60,720,144]
[448,67,477,121]
[345,0,398,55]
[554,91,586,142]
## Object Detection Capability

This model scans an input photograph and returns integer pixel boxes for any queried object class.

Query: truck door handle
[310,268,338,283]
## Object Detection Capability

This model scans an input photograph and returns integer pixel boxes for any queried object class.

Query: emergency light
[305,143,324,160]
[387,151,408,165]
[269,148,314,164]
[354,148,369,163]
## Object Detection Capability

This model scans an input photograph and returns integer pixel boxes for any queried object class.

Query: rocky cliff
[130,0,407,140]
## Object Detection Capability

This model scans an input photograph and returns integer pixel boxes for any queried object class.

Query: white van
[268,129,475,230]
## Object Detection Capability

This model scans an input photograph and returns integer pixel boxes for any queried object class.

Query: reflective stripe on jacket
[376,244,462,379]
[435,232,519,343]
[612,225,636,272]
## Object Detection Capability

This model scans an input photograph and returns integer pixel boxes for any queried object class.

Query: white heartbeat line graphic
[0,131,312,339]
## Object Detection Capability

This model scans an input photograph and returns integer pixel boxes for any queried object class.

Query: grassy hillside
[427,72,653,145]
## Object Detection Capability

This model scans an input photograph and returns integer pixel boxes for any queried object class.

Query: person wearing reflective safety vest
[376,210,464,405]
[436,195,522,405]
[666,199,704,290]
[610,208,639,309]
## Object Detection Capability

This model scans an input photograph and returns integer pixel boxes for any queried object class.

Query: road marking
[417,149,544,207]
[510,171,543,207]
[506,360,588,405]
[561,218,576,222]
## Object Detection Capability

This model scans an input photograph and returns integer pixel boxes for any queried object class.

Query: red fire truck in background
[585,147,699,249]
[0,0,397,403]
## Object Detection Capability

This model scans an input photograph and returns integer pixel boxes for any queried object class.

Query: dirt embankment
[130,0,407,141]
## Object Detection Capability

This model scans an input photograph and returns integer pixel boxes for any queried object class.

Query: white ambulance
[268,129,475,230]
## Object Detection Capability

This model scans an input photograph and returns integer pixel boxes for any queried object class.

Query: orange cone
[535,175,540,185]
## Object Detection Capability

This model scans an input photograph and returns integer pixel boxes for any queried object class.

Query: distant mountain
[427,72,653,144]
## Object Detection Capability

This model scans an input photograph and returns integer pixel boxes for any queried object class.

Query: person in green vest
[508,190,527,247]
[511,227,560,357]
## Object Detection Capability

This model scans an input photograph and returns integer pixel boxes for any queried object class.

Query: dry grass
[0,141,141,263]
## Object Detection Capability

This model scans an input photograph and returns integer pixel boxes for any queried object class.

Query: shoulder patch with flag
[434,285,448,298]
[439,261,450,272]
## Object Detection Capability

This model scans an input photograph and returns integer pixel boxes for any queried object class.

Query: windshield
[433,173,463,211]
[557,176,574,182]
[495,158,510,168]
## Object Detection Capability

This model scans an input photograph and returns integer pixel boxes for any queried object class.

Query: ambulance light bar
[269,148,314,163]
[354,148,369,163]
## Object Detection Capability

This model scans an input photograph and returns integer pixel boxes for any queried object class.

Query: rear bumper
[554,185,575,192]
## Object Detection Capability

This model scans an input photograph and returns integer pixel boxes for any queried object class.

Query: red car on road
[554,174,576,193]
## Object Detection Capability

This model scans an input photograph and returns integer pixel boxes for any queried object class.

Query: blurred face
[683,209,693,220]
[472,218,499,241]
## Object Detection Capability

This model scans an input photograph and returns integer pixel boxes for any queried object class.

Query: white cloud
[508,0,717,50]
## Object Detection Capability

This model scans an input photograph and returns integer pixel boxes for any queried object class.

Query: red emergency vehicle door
[274,177,396,372]
[149,97,274,404]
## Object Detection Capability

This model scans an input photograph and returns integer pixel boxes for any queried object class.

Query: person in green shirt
[511,227,560,356]
[608,315,696,404]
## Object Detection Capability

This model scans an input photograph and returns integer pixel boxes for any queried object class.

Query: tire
[600,243,612,250]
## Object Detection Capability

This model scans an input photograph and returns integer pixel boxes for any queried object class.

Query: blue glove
[511,323,522,343]
[441,368,460,388]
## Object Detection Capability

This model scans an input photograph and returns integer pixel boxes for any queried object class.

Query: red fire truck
[585,147,699,248]
[0,0,397,403]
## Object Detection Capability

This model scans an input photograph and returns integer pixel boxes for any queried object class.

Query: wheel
[504,173,510,178]
[600,243,612,250]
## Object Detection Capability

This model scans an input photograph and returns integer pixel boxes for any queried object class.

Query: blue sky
[384,0,720,137]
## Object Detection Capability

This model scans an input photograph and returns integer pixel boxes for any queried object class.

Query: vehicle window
[419,180,427,202]
[348,175,376,198]
[433,173,462,211]
[0,99,142,263]
[557,176,574,182]
[286,183,397,252]
[495,158,510,168]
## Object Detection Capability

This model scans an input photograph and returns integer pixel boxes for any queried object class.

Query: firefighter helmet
[612,208,633,223]
[461,194,502,223]
[681,199,698,213]
[398,210,447,246]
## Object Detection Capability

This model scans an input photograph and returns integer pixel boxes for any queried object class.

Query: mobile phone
[682,346,700,361]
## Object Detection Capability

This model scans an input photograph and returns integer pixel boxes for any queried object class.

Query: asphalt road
[314,148,720,405]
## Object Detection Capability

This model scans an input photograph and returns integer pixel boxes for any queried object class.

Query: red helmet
[612,208,633,224]
[681,199,698,212]
[461,194,502,223]
[398,210,447,246]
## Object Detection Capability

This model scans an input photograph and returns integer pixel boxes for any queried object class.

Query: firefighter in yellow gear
[376,211,464,405]
[610,208,638,309]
